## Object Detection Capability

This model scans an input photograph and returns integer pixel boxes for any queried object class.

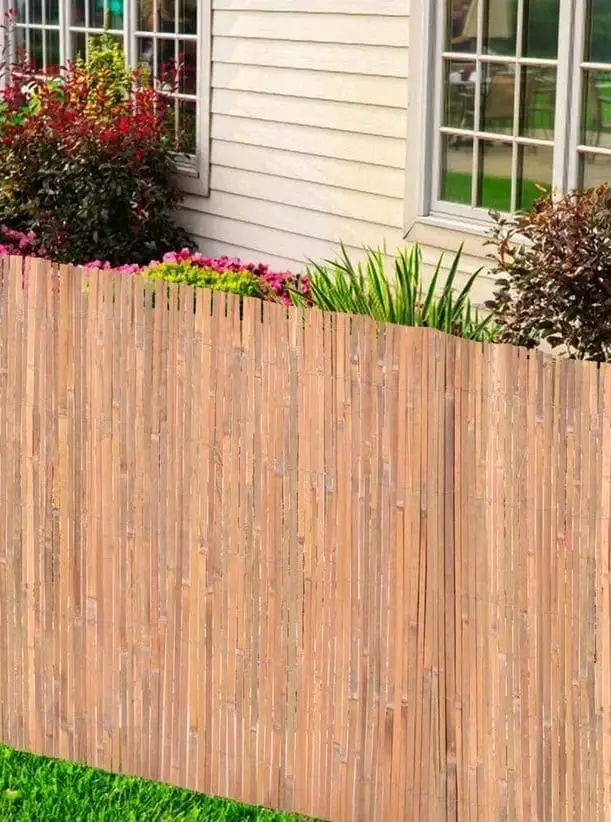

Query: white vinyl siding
[181,0,410,269]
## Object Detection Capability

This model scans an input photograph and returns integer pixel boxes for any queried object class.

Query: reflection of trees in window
[454,0,561,59]
[587,0,611,63]
[134,0,199,156]
[523,0,560,59]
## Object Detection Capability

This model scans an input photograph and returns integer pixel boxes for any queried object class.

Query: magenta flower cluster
[0,228,310,305]
[82,259,142,276]
[29,242,311,306]
[142,249,311,305]
[0,225,40,257]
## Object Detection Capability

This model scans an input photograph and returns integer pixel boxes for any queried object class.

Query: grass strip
[0,744,321,821]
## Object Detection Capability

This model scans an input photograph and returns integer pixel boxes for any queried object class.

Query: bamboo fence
[0,255,610,820]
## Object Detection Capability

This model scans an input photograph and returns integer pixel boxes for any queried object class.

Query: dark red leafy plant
[486,185,611,362]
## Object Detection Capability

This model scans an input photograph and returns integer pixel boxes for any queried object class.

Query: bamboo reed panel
[3,255,611,820]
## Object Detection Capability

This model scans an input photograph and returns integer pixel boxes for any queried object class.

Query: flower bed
[0,226,311,306]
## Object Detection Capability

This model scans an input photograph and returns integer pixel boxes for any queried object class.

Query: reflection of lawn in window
[442,171,550,212]
[593,86,611,132]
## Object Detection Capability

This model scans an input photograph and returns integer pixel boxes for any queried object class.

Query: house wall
[181,0,494,304]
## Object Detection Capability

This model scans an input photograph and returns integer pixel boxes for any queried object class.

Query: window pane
[481,65,515,134]
[136,37,154,75]
[446,0,478,52]
[580,152,611,188]
[177,99,196,154]
[516,145,552,210]
[520,66,556,138]
[477,140,513,211]
[71,31,87,59]
[586,0,611,64]
[440,134,474,205]
[72,0,86,25]
[163,96,177,140]
[178,40,197,95]
[582,71,611,148]
[30,28,43,69]
[443,59,477,129]
[14,27,26,63]
[159,0,175,33]
[45,29,60,71]
[137,0,154,30]
[47,0,59,24]
[31,0,43,24]
[157,38,176,84]
[16,0,26,21]
[89,0,105,28]
[482,0,517,56]
[179,0,197,35]
[522,0,559,58]
[108,0,124,30]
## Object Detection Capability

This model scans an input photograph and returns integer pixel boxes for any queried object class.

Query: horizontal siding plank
[212,64,407,108]
[407,220,494,264]
[213,0,409,14]
[209,165,403,226]
[211,115,406,167]
[210,141,405,197]
[183,190,398,248]
[212,37,409,77]
[180,212,358,264]
[181,234,304,269]
[214,11,408,47]
[211,88,407,137]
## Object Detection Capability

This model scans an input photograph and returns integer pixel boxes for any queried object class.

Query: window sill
[403,211,494,260]
[409,212,493,239]
[175,162,200,179]
[174,161,211,198]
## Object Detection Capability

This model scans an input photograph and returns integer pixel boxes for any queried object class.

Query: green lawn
[0,745,320,821]
[443,170,549,213]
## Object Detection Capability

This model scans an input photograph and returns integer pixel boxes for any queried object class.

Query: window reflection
[448,0,552,57]
[449,0,477,52]
[477,140,513,211]
[581,71,611,150]
[440,134,475,205]
[581,152,611,188]
[586,0,611,64]
[439,0,559,212]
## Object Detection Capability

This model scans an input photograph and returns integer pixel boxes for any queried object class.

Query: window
[421,0,611,222]
[1,0,211,181]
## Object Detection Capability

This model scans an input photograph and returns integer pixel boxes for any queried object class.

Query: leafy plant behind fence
[486,185,611,362]
[291,242,497,343]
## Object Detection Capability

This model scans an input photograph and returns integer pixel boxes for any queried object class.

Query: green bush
[486,185,611,361]
[142,261,271,299]
[292,242,496,342]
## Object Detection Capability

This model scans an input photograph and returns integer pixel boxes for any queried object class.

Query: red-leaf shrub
[486,186,611,361]
[0,35,193,266]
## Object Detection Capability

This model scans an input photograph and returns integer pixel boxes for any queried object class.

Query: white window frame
[0,0,211,194]
[407,0,608,235]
